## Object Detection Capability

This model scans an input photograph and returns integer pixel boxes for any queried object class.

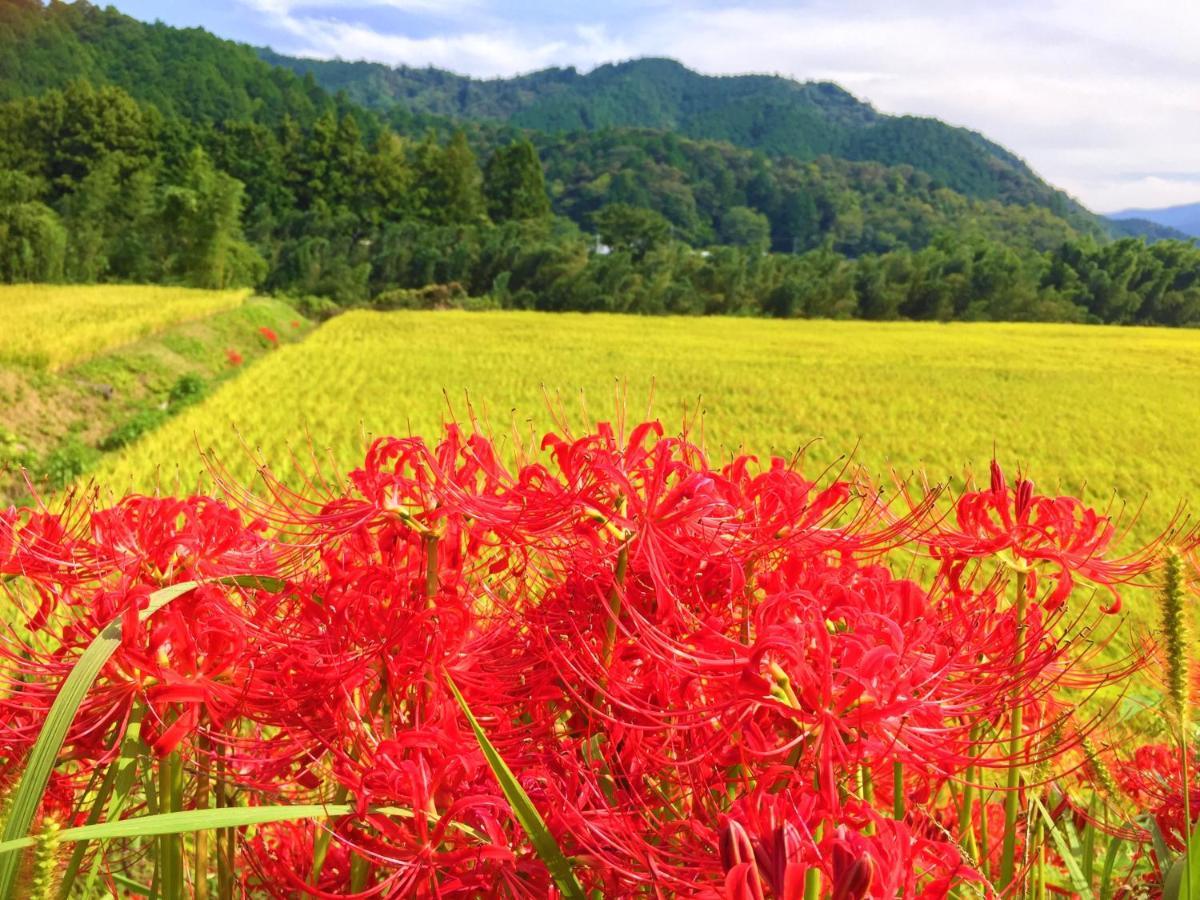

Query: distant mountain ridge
[1109,202,1200,238]
[257,50,1095,227]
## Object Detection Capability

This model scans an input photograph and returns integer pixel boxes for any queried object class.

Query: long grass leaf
[445,674,584,899]
[0,581,199,898]
[0,804,470,857]
[1163,815,1200,900]
[1031,795,1094,899]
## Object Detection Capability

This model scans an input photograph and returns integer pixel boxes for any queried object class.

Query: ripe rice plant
[0,285,250,370]
[2,419,1199,897]
[100,310,1200,552]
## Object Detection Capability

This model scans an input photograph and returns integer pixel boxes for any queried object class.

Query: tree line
[2,79,1200,326]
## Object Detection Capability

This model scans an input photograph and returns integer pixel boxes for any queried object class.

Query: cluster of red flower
[0,421,1194,897]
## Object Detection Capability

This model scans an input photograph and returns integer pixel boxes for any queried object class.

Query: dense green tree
[719,206,771,250]
[483,139,551,222]
[593,204,673,261]
[412,130,486,225]
[0,197,66,282]
[157,147,264,288]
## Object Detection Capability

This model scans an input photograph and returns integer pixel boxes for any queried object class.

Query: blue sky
[109,0,1200,212]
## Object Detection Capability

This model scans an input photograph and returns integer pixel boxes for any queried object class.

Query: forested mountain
[259,51,1094,225]
[1109,202,1200,238]
[1106,216,1194,243]
[3,0,1200,325]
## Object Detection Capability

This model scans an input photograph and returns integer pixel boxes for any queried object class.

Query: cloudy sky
[114,0,1200,213]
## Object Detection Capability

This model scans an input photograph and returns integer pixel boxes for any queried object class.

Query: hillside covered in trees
[258,52,1088,220]
[2,0,1200,325]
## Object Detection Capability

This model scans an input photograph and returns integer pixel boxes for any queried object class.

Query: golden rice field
[102,309,1200,549]
[0,284,251,369]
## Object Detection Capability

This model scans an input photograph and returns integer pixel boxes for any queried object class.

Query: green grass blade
[1099,836,1125,900]
[0,581,199,898]
[1031,795,1094,899]
[1163,815,1200,900]
[446,674,584,899]
[0,804,455,857]
[56,758,120,899]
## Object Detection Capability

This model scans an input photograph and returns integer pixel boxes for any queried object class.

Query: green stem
[601,541,630,671]
[1032,805,1045,900]
[350,852,370,892]
[215,742,233,900]
[56,758,120,899]
[423,533,439,606]
[309,785,350,887]
[958,724,980,861]
[195,740,210,900]
[804,820,823,900]
[893,761,905,820]
[999,570,1028,892]
[978,787,990,881]
[158,751,184,900]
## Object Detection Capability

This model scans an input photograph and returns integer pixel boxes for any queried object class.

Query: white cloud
[256,8,633,77]
[240,0,1200,210]
[244,0,483,16]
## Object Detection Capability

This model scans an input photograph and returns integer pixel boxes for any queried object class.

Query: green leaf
[0,580,199,899]
[1031,794,1094,899]
[1163,814,1200,900]
[0,803,478,857]
[1099,836,1124,900]
[446,673,584,899]
[218,574,287,593]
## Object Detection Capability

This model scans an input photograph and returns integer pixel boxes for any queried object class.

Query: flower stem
[157,750,184,900]
[999,570,1028,892]
[893,761,904,820]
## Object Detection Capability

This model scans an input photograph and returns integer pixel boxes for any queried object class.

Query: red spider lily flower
[0,420,1179,895]
[927,460,1159,612]
[1116,743,1200,856]
[225,347,244,366]
[259,326,279,347]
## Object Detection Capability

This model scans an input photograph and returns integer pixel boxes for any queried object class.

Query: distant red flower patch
[225,347,243,366]
[258,326,279,347]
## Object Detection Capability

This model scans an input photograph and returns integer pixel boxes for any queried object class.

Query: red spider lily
[1116,743,1200,857]
[927,461,1160,612]
[0,420,1183,897]
[259,326,279,347]
[226,347,244,366]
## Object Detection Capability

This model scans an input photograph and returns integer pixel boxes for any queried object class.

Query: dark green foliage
[38,438,95,489]
[0,196,66,282]
[484,139,551,222]
[167,373,206,407]
[98,409,167,452]
[99,374,205,452]
[158,147,265,288]
[261,53,1096,230]
[0,0,336,127]
[720,206,771,250]
[593,204,673,260]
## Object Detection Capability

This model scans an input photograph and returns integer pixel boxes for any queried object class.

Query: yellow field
[100,309,1200,549]
[0,284,251,369]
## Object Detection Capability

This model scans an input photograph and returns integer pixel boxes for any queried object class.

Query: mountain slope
[260,51,1094,226]
[1106,216,1194,243]
[0,0,1101,238]
[1109,202,1200,238]
[0,0,338,126]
